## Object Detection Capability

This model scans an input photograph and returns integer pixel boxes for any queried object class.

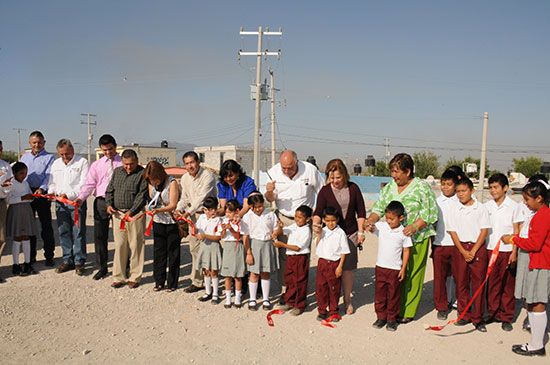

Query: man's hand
[74,198,83,207]
[174,210,183,218]
[312,223,323,234]
[266,181,276,193]
[182,211,191,219]
[33,188,44,195]
[106,206,116,215]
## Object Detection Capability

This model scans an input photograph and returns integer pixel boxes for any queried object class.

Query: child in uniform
[196,196,222,304]
[484,173,523,331]
[273,205,313,316]
[369,201,412,331]
[447,177,491,332]
[315,207,350,321]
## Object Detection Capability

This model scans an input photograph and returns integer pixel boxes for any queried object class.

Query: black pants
[93,197,110,272]
[30,194,56,262]
[153,222,181,289]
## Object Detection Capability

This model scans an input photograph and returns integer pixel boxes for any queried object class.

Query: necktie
[107,159,114,180]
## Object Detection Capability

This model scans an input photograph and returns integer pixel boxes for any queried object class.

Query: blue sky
[1,0,549,171]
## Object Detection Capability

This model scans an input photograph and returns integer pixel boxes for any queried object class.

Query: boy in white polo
[369,201,412,331]
[485,173,523,331]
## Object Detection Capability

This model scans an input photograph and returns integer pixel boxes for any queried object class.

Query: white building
[194,145,281,174]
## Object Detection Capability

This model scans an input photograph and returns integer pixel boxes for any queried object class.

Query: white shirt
[176,167,217,215]
[374,222,413,270]
[6,179,32,205]
[242,209,279,241]
[485,196,523,252]
[47,155,89,201]
[195,214,222,236]
[267,160,323,217]
[282,223,312,255]
[219,217,249,241]
[316,225,350,261]
[447,199,491,243]
[433,194,458,247]
[519,203,533,238]
[0,159,13,199]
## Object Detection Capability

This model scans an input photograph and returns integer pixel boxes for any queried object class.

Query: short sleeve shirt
[195,214,222,236]
[433,194,458,247]
[242,209,279,240]
[485,196,523,252]
[217,176,257,206]
[315,226,350,261]
[282,223,312,255]
[219,217,249,241]
[447,200,491,242]
[374,222,413,270]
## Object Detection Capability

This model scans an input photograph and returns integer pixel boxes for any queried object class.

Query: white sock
[212,277,219,298]
[225,290,232,304]
[249,281,258,302]
[235,290,242,305]
[22,240,31,264]
[528,311,547,350]
[12,241,21,265]
[204,276,212,295]
[261,279,271,302]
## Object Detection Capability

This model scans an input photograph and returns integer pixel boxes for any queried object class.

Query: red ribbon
[120,211,155,236]
[267,309,284,327]
[321,314,342,328]
[425,239,502,331]
[33,194,80,228]
[175,216,196,236]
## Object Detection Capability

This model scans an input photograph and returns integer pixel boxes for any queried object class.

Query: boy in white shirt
[447,177,491,332]
[369,201,412,331]
[485,173,523,331]
[273,205,313,316]
[315,207,350,322]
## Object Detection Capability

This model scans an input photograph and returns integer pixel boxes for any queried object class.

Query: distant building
[95,143,177,166]
[194,145,281,173]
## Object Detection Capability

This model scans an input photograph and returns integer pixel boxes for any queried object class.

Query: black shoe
[386,321,398,331]
[27,263,38,275]
[475,322,487,332]
[372,319,387,329]
[184,285,204,293]
[279,295,286,306]
[262,301,272,311]
[211,297,220,305]
[454,319,470,326]
[93,270,107,280]
[502,322,513,332]
[437,310,449,321]
[55,263,75,273]
[484,316,498,324]
[224,303,232,309]
[19,264,29,276]
[248,301,258,311]
[75,265,85,276]
[198,293,212,302]
[45,258,55,267]
[512,344,546,357]
[12,264,21,276]
[316,313,328,322]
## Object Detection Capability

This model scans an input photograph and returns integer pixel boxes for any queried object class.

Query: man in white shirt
[47,139,89,275]
[0,140,14,282]
[175,151,217,293]
[265,150,323,301]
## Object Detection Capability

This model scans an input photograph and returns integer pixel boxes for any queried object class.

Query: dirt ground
[0,197,548,364]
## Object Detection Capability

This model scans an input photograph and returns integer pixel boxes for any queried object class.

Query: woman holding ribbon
[365,153,438,323]
[217,159,257,217]
[144,161,181,292]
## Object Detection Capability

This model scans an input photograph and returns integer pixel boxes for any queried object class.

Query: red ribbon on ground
[175,216,196,236]
[33,194,79,228]
[425,239,502,331]
[267,309,284,327]
[321,314,342,328]
[120,211,155,236]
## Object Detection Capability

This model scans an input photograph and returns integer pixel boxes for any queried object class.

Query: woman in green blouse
[365,153,438,323]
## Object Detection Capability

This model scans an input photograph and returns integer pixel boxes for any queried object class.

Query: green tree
[374,161,390,177]
[444,156,490,179]
[513,157,542,177]
[413,151,440,178]
[0,150,18,164]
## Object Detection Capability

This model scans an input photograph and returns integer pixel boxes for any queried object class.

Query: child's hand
[21,193,34,200]
[222,223,230,230]
[197,233,206,240]
[232,215,241,224]
[463,250,474,262]
[501,234,513,244]
[508,251,518,267]
[398,269,406,282]
[270,232,278,241]
[246,253,254,266]
[272,240,281,248]
[335,266,343,278]
[312,223,323,234]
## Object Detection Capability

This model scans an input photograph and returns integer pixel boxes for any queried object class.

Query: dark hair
[488,173,508,187]
[528,174,548,184]
[385,201,405,217]
[389,153,414,178]
[523,181,549,206]
[225,199,242,212]
[143,161,167,185]
[56,138,73,149]
[203,196,218,210]
[296,205,313,219]
[29,131,44,139]
[183,151,199,163]
[121,149,138,160]
[12,162,27,174]
[456,177,474,190]
[440,170,459,184]
[322,206,340,220]
[98,134,117,147]
[219,159,247,188]
[445,165,465,180]
[247,191,265,206]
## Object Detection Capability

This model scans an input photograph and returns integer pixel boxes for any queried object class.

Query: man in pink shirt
[75,135,122,280]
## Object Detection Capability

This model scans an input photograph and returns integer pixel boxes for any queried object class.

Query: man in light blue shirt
[20,131,56,266]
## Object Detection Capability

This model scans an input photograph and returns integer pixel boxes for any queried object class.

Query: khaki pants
[188,213,204,287]
[276,213,295,289]
[112,211,146,283]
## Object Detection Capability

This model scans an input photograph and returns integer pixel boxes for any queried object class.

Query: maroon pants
[375,266,401,322]
[432,245,455,311]
[486,250,516,322]
[452,242,488,324]
[284,254,310,310]
[316,258,341,315]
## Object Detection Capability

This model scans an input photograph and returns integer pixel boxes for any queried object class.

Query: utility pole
[478,112,489,200]
[80,113,97,162]
[239,26,282,184]
[269,68,280,168]
[385,138,390,164]
[12,128,27,160]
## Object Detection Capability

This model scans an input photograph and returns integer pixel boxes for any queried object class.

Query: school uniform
[447,199,491,324]
[485,196,523,322]
[432,194,459,311]
[515,203,533,300]
[283,223,312,311]
[220,218,249,278]
[374,222,413,322]
[6,179,37,237]
[242,209,279,274]
[315,225,350,316]
[196,214,222,271]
